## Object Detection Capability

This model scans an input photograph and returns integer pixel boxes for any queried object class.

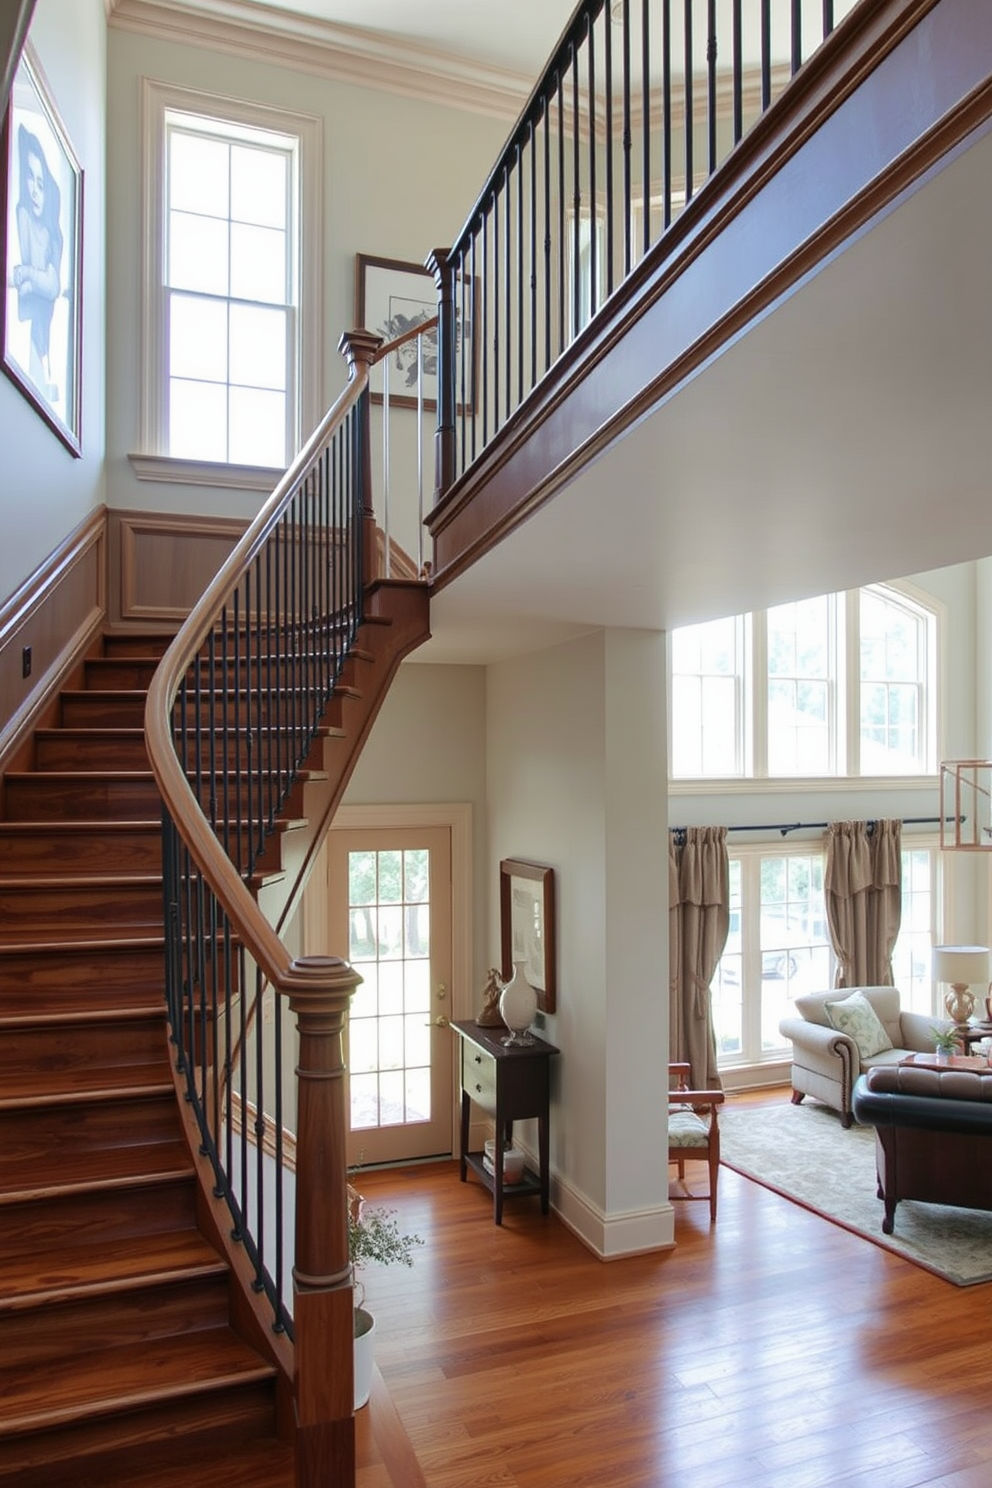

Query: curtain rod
[671,815,959,841]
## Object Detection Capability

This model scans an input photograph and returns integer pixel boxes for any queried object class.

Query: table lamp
[932,944,990,1024]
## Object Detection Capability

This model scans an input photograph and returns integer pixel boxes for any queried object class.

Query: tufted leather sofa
[852,1063,992,1233]
[778,987,944,1127]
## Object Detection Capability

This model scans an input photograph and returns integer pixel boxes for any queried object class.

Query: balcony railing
[433,0,854,488]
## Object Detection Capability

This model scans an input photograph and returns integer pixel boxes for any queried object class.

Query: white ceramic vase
[499,960,537,1046]
[354,1306,376,1410]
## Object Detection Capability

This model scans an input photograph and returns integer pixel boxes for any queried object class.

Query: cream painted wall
[0,0,105,608]
[487,628,672,1258]
[341,658,488,1003]
[103,26,508,524]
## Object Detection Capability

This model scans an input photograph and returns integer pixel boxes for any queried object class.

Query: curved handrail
[145,353,372,998]
[143,320,435,1484]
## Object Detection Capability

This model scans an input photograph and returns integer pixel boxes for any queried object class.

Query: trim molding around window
[135,78,323,481]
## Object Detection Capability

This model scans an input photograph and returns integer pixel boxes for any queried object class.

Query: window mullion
[752,611,768,778]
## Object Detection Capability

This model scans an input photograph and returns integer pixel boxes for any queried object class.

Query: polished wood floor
[355,1089,992,1488]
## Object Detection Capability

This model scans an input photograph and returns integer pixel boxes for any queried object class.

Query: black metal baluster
[557,69,565,356]
[587,14,596,324]
[571,43,580,338]
[479,218,487,448]
[516,143,524,408]
[542,97,551,373]
[641,0,650,255]
[792,0,802,75]
[707,0,718,176]
[604,4,614,297]
[233,588,244,876]
[504,163,512,424]
[823,0,834,35]
[529,122,537,391]
[662,0,672,229]
[732,0,743,144]
[684,0,694,205]
[469,235,478,463]
[761,0,772,111]
[621,0,631,273]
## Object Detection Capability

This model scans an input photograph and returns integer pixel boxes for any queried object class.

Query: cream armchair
[778,986,946,1128]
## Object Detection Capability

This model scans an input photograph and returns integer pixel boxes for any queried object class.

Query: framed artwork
[500,858,556,1015]
[1,45,82,456]
[355,252,474,414]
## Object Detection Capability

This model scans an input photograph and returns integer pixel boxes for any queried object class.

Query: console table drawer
[462,1043,497,1115]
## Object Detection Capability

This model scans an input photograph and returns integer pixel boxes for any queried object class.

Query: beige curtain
[824,819,902,988]
[669,827,729,1090]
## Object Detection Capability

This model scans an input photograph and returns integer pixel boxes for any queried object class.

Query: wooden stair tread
[0,1230,225,1307]
[0,820,160,834]
[0,1329,276,1435]
[0,924,163,947]
[0,1066,172,1105]
[0,874,161,889]
[0,1006,165,1030]
[0,1144,193,1200]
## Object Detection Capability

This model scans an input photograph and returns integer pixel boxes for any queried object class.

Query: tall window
[712,843,939,1066]
[670,584,937,779]
[139,82,321,474]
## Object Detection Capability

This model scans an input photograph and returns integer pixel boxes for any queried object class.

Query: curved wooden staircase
[0,581,429,1484]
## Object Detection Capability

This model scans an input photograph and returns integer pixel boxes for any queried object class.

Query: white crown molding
[107,0,536,123]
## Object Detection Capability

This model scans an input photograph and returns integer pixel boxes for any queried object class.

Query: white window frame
[669,582,940,786]
[716,838,943,1071]
[133,79,323,487]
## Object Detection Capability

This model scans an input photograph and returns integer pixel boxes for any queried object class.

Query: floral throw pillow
[825,991,893,1059]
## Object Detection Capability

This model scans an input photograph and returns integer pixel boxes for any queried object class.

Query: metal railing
[436,0,852,483]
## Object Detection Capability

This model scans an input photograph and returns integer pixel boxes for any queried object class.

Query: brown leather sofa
[851,1064,992,1234]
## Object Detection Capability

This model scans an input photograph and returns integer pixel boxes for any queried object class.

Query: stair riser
[0,827,162,876]
[3,777,161,821]
[60,693,147,728]
[0,1096,181,1176]
[102,637,173,660]
[0,1019,169,1083]
[0,1379,278,1484]
[0,1275,231,1368]
[0,1178,198,1263]
[0,884,163,932]
[35,734,150,770]
[83,660,160,691]
[0,944,165,1008]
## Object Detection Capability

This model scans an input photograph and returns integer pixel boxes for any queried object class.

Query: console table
[452,1019,558,1225]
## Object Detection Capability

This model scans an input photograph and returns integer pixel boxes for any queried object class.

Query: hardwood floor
[354,1091,992,1488]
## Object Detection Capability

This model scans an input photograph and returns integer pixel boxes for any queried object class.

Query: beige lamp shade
[933,944,990,1023]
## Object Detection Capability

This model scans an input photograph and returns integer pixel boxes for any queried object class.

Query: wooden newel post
[338,329,383,591]
[287,953,361,1488]
[426,248,456,504]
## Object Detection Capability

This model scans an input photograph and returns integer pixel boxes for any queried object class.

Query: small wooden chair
[668,1062,725,1222]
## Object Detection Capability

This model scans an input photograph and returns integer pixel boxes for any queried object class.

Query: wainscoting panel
[108,509,248,628]
[0,507,107,772]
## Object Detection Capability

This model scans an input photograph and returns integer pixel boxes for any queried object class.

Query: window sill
[669,774,938,795]
[128,453,286,492]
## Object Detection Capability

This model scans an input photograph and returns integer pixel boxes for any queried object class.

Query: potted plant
[931,1024,960,1059]
[348,1182,422,1410]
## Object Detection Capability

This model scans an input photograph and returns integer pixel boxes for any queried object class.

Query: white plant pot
[353,1306,376,1410]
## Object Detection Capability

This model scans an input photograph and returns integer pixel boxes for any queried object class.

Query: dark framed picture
[500,858,556,1015]
[355,252,474,414]
[1,45,82,456]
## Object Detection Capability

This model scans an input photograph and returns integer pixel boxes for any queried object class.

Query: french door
[325,826,453,1166]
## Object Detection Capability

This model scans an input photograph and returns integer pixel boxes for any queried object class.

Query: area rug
[719,1100,992,1286]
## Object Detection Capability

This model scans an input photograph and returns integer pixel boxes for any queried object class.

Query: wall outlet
[21,646,31,679]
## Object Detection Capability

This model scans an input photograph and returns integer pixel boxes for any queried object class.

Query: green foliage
[349,1202,423,1273]
[931,1024,959,1053]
